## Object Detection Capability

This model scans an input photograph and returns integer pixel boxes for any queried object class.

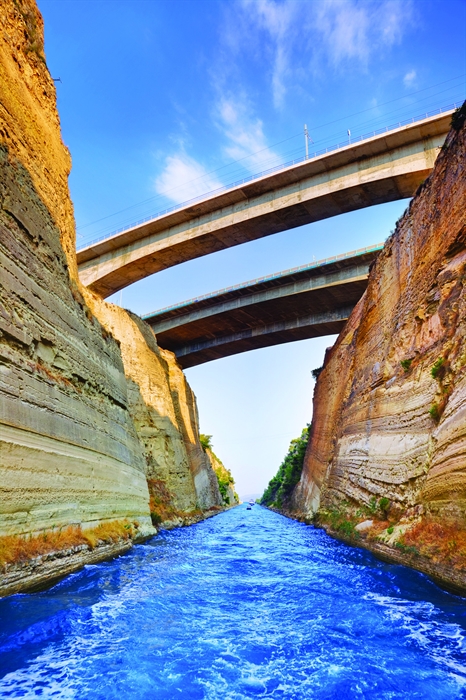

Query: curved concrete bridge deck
[144,245,383,367]
[77,110,453,298]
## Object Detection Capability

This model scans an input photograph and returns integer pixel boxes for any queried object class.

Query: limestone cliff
[204,448,239,506]
[0,0,152,540]
[289,108,466,594]
[0,0,227,595]
[85,294,224,517]
[159,347,223,511]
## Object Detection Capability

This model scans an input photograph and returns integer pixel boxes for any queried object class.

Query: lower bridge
[143,245,383,368]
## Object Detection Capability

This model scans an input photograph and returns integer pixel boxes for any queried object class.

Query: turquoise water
[0,505,465,699]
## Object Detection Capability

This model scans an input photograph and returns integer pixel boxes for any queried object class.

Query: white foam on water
[365,592,466,687]
[2,509,465,699]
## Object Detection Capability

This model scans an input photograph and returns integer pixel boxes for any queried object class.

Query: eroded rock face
[205,448,239,506]
[0,0,224,566]
[0,0,152,537]
[158,347,223,510]
[290,115,466,592]
[0,0,77,275]
[86,296,223,513]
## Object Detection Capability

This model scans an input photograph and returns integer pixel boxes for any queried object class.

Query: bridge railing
[77,102,460,252]
[143,243,385,320]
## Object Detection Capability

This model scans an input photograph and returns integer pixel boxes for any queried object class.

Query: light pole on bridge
[304,124,312,159]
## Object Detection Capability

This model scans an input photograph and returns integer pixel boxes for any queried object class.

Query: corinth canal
[1,507,465,699]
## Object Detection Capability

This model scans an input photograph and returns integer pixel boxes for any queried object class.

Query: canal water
[0,505,465,699]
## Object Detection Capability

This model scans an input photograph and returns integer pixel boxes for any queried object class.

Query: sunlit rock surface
[291,112,466,593]
[0,0,151,538]
[0,0,226,595]
[205,447,239,506]
[86,297,224,513]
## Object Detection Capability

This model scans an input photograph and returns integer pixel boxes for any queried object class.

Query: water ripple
[0,506,465,699]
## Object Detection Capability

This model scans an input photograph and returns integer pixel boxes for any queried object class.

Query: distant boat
[249,500,255,506]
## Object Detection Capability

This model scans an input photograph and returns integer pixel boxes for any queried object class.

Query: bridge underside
[146,248,379,368]
[78,113,451,298]
[157,306,354,368]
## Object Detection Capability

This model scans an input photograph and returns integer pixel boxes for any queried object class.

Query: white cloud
[216,96,282,173]
[403,69,417,88]
[155,96,281,204]
[154,153,223,205]
[156,0,415,206]
[314,0,413,67]
[238,0,298,108]
[227,0,414,106]
[314,0,371,64]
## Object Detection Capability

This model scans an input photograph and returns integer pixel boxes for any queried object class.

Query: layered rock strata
[0,540,134,598]
[0,0,152,539]
[204,448,239,506]
[290,111,466,594]
[0,0,227,595]
[85,296,223,515]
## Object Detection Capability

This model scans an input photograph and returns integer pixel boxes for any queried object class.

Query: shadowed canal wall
[0,0,232,597]
[282,106,466,595]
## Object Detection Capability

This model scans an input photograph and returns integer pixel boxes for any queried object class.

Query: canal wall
[204,448,239,506]
[84,295,224,516]
[0,0,224,594]
[289,106,466,594]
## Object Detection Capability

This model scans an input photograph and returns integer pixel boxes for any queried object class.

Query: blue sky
[38,0,465,496]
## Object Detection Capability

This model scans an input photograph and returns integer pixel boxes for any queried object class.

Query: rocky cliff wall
[291,111,466,593]
[205,448,239,506]
[0,0,153,538]
[158,347,223,510]
[85,294,223,514]
[0,0,226,594]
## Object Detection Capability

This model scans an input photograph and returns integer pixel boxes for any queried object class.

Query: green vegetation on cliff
[215,465,236,505]
[200,434,238,505]
[260,425,310,508]
[199,434,213,451]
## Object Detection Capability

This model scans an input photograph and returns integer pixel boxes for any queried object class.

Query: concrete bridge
[77,110,453,298]
[143,246,382,367]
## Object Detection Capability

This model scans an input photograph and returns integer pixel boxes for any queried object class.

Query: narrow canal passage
[0,506,465,699]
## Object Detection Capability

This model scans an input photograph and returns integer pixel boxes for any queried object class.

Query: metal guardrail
[77,102,459,252]
[142,243,384,320]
